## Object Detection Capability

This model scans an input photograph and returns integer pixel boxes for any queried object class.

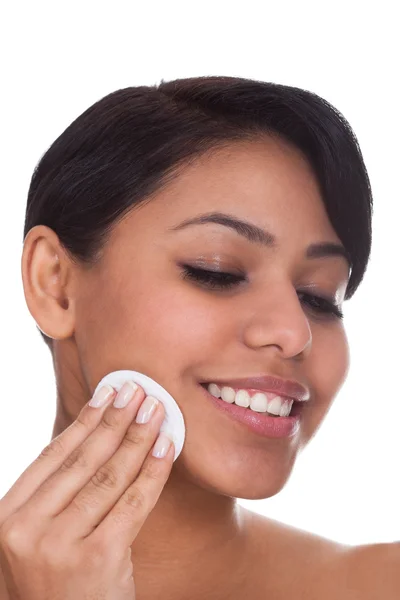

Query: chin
[176,445,298,500]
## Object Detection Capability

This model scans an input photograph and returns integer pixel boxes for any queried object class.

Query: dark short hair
[23,75,373,351]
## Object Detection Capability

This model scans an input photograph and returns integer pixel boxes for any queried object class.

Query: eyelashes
[180,265,344,320]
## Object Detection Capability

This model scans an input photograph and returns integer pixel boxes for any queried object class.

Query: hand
[0,381,174,599]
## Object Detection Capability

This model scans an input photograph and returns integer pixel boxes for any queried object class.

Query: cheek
[78,277,222,388]
[123,286,220,372]
[313,324,350,395]
[303,324,350,439]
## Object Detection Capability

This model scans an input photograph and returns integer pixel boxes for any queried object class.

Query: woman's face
[71,137,350,499]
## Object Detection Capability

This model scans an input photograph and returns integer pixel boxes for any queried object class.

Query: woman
[0,75,396,599]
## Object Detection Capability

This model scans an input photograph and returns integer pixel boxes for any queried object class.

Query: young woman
[0,76,397,599]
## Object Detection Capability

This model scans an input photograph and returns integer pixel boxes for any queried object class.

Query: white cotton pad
[92,370,186,462]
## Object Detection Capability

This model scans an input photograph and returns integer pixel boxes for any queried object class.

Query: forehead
[117,137,341,247]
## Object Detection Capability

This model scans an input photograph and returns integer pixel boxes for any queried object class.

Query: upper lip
[202,375,310,402]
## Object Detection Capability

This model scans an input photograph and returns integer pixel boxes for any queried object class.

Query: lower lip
[199,384,301,438]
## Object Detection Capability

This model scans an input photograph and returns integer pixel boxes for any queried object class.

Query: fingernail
[113,381,139,408]
[152,432,173,459]
[89,384,115,408]
[136,395,159,424]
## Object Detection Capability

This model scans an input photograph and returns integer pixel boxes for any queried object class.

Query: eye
[297,291,344,320]
[180,265,246,290]
[180,265,344,320]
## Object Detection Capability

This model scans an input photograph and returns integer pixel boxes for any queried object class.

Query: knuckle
[38,436,66,461]
[100,410,121,431]
[121,426,146,449]
[60,447,88,472]
[90,464,119,491]
[74,412,91,431]
[140,460,162,483]
[122,486,147,512]
[0,519,29,553]
[67,497,92,518]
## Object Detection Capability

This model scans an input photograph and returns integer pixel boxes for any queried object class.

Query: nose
[241,282,312,359]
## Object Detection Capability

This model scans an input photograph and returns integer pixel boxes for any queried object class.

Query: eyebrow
[167,211,352,270]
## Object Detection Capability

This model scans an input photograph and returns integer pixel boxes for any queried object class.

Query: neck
[130,467,253,599]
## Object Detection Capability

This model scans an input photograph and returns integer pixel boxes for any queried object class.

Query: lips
[198,383,301,438]
[199,374,310,403]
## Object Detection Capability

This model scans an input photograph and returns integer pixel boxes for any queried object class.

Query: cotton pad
[92,370,186,462]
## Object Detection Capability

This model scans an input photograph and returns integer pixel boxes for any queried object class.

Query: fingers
[0,382,175,600]
[89,430,174,549]
[55,398,174,540]
[12,382,151,526]
[0,384,122,522]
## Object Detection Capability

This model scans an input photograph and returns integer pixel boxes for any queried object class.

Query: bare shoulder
[243,508,400,599]
[244,507,349,562]
[337,541,400,599]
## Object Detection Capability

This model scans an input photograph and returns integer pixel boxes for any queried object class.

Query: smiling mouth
[199,383,304,417]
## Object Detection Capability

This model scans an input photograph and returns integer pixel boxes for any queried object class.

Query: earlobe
[21,225,76,340]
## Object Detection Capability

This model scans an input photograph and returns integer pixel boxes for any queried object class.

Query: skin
[20,136,354,599]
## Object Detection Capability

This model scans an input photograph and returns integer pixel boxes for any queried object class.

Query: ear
[21,225,76,341]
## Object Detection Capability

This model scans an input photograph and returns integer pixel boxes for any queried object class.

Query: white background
[0,1,398,546]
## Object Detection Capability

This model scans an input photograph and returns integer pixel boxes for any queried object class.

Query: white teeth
[249,392,268,412]
[280,400,293,417]
[220,386,235,404]
[233,389,250,408]
[267,396,283,415]
[208,383,221,398]
[206,383,294,417]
